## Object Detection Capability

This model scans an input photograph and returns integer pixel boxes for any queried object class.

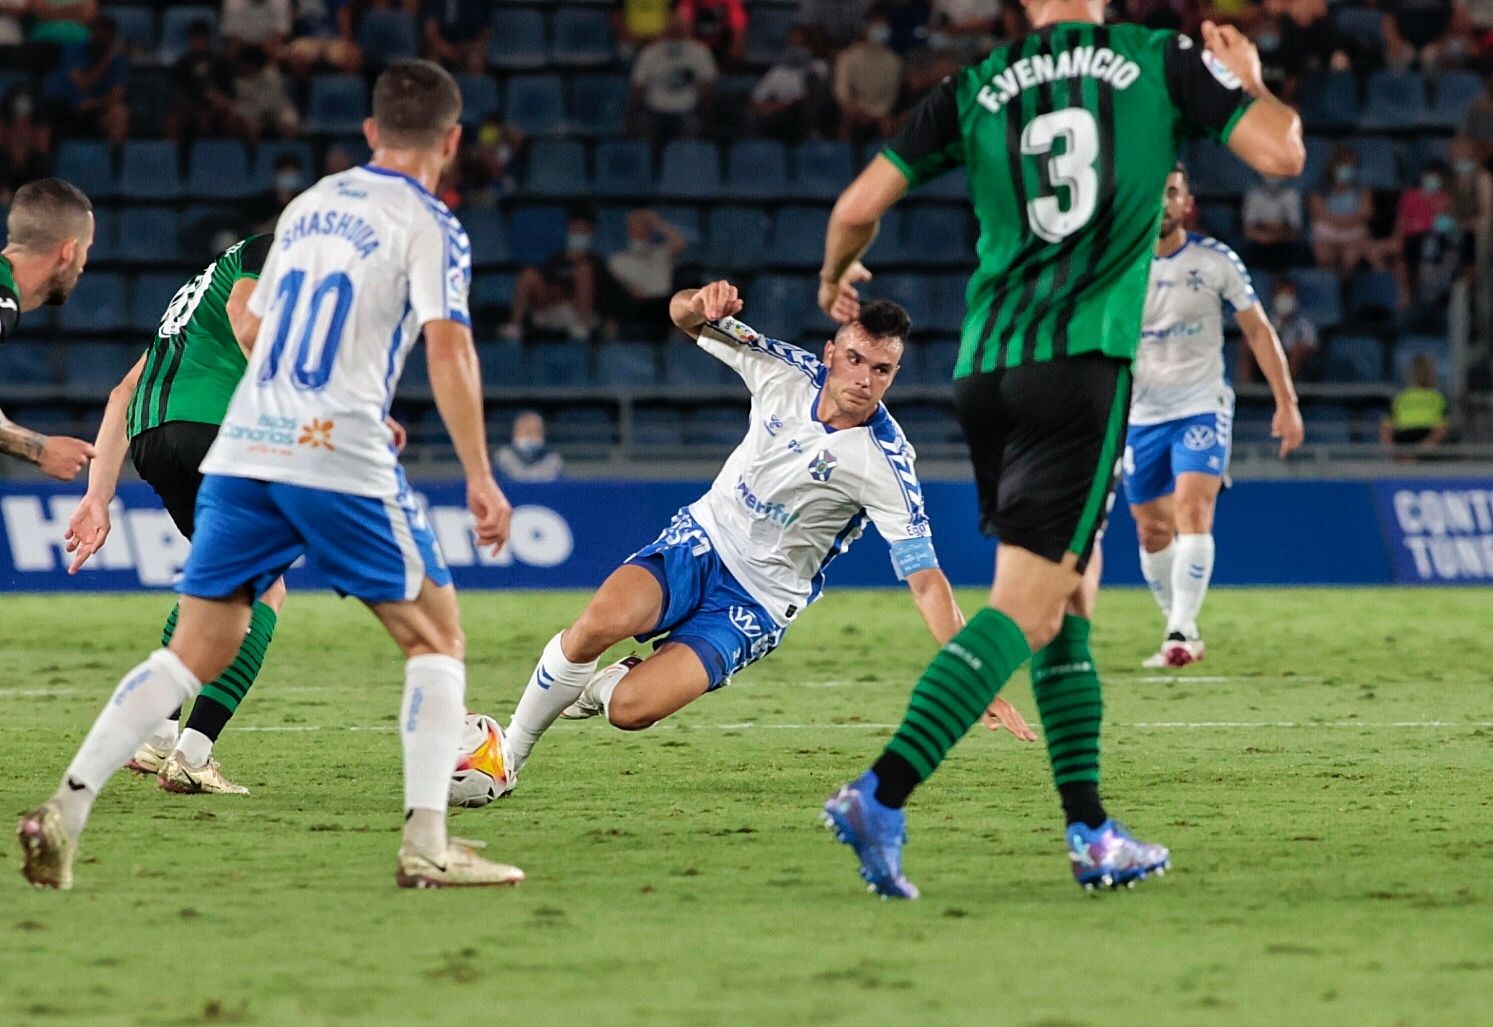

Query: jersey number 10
[258,269,354,391]
[1021,107,1100,244]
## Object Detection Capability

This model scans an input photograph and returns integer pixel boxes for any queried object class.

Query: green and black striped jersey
[127,234,272,438]
[0,254,22,342]
[883,22,1254,375]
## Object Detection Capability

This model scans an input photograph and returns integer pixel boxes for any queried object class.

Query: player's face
[43,216,93,306]
[1158,172,1192,239]
[822,334,901,421]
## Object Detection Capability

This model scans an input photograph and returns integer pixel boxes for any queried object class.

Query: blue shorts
[625,508,784,691]
[178,473,451,603]
[1123,409,1233,507]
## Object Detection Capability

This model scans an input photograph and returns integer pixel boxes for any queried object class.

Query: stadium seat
[1308,403,1354,443]
[1198,201,1244,254]
[488,10,548,71]
[1294,269,1343,330]
[551,8,615,66]
[116,208,184,264]
[399,345,429,391]
[654,204,704,264]
[663,343,733,387]
[110,6,158,56]
[570,74,629,136]
[919,340,960,384]
[874,274,936,332]
[160,8,217,64]
[751,275,815,341]
[893,402,960,447]
[476,339,524,388]
[455,74,499,127]
[1350,405,1387,441]
[187,140,255,199]
[595,342,660,386]
[54,140,117,201]
[658,141,722,199]
[1332,5,1385,53]
[706,206,772,271]
[524,140,589,197]
[1299,135,1334,194]
[66,342,140,392]
[462,209,511,266]
[306,75,370,134]
[594,206,629,253]
[59,275,129,333]
[1185,140,1257,197]
[1348,137,1400,191]
[251,140,317,190]
[357,7,419,63]
[791,140,856,200]
[130,272,186,334]
[120,140,182,200]
[1250,270,1275,314]
[917,165,970,201]
[1393,334,1452,390]
[688,405,747,446]
[1361,71,1428,131]
[926,275,970,335]
[470,272,517,321]
[1298,71,1360,132]
[724,141,789,199]
[1347,270,1399,318]
[0,344,58,388]
[744,6,796,64]
[1232,405,1276,442]
[864,209,909,264]
[902,206,971,265]
[1406,135,1451,178]
[547,405,616,448]
[593,140,653,197]
[504,75,566,135]
[508,206,568,264]
[631,406,686,448]
[1324,334,1385,383]
[1430,71,1483,130]
[82,207,118,262]
[771,205,830,269]
[528,341,591,386]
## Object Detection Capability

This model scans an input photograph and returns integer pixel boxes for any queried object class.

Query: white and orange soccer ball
[448,713,509,809]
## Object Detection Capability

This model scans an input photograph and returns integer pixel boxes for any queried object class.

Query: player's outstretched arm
[668,279,743,340]
[426,318,512,553]
[1201,21,1305,178]
[820,156,906,323]
[1235,305,1305,458]
[0,408,94,480]
[64,354,145,572]
[226,277,263,357]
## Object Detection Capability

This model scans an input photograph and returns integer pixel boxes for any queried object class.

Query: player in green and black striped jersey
[819,5,1305,897]
[65,235,282,796]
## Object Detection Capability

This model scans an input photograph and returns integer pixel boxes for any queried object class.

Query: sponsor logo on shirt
[221,414,296,448]
[808,449,838,483]
[763,414,783,436]
[297,418,336,450]
[735,477,800,527]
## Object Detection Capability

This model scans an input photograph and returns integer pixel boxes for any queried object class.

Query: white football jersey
[688,317,934,625]
[201,165,471,497]
[1130,233,1257,426]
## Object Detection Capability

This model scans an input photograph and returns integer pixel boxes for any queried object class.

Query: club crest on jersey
[1186,269,1205,291]
[1183,425,1217,451]
[298,418,336,450]
[808,450,838,483]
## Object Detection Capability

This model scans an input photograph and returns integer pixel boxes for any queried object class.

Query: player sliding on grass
[1127,164,1303,668]
[499,279,1036,794]
[818,3,1305,896]
[19,59,523,890]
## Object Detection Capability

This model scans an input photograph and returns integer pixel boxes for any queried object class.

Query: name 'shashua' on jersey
[976,46,1142,115]
[277,207,381,260]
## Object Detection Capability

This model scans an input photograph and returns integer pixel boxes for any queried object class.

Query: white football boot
[126,740,173,775]
[158,752,250,795]
[560,655,642,720]
[395,838,525,889]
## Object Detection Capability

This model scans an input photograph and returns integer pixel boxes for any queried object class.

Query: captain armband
[889,536,939,580]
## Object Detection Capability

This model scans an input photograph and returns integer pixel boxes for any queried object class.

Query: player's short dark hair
[6,178,93,251]
[372,59,462,149]
[1170,161,1189,187]
[851,300,912,345]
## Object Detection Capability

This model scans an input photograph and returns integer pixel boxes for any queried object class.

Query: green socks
[160,600,279,742]
[1031,614,1108,827]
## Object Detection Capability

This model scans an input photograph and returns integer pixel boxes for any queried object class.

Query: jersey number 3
[259,269,354,392]
[1021,108,1100,244]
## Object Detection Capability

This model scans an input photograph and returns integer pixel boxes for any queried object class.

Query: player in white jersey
[499,280,1035,795]
[1123,165,1304,667]
[18,60,523,890]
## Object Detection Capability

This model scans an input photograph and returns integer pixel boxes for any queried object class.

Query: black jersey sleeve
[883,75,965,189]
[237,233,274,279]
[1163,33,1255,143]
[0,282,20,343]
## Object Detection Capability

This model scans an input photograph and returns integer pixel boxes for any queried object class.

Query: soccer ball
[448,713,508,809]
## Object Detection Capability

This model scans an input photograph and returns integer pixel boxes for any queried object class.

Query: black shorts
[953,353,1132,573]
[128,421,220,539]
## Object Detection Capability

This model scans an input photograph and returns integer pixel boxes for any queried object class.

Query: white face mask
[1275,294,1297,317]
[868,24,891,44]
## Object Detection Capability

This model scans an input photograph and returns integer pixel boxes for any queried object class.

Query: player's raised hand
[982,696,1038,742]
[64,493,112,574]
[1200,20,1264,96]
[691,279,743,323]
[468,475,513,555]
[1273,401,1305,458]
[818,262,871,324]
[38,435,94,481]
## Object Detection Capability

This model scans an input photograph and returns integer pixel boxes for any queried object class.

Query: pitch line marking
[211,720,1493,733]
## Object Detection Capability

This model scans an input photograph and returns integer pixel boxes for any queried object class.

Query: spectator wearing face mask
[835,13,903,143]
[1396,161,1455,292]
[231,43,299,143]
[1310,147,1379,277]
[1447,136,1492,241]
[677,0,747,64]
[496,412,566,482]
[603,208,687,337]
[747,25,830,143]
[251,152,307,229]
[502,208,599,343]
[1239,278,1318,382]
[1243,174,1307,272]
[629,12,718,142]
[462,116,523,206]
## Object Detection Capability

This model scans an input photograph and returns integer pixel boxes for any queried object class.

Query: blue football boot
[1066,819,1171,890]
[822,771,919,900]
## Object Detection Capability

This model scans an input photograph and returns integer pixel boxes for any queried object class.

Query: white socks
[176,728,214,768]
[505,631,598,774]
[148,716,179,751]
[400,654,466,857]
[1168,533,1215,637]
[1138,541,1175,618]
[55,649,201,836]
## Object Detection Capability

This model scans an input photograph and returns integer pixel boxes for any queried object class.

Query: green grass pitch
[2,588,1490,1027]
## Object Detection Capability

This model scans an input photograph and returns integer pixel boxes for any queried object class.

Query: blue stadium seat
[1232,406,1276,442]
[751,275,815,341]
[110,6,158,56]
[632,406,686,448]
[658,141,722,199]
[488,10,548,71]
[529,341,591,386]
[706,206,772,271]
[1308,403,1354,444]
[919,340,960,384]
[570,74,629,135]
[398,345,428,391]
[791,140,855,200]
[1332,5,1385,52]
[477,339,525,388]
[663,343,732,387]
[524,140,589,197]
[66,343,139,392]
[0,344,57,387]
[357,7,419,63]
[508,206,568,264]
[548,405,616,447]
[594,206,629,253]
[551,8,614,66]
[925,275,969,335]
[160,8,217,64]
[1349,136,1400,190]
[917,165,970,201]
[771,205,830,269]
[1431,71,1483,130]
[81,208,118,262]
[187,140,255,199]
[1394,334,1451,390]
[654,205,704,264]
[1185,140,1256,197]
[471,272,516,314]
[54,140,117,200]
[864,209,909,264]
[593,140,653,197]
[120,140,182,200]
[725,140,789,199]
[130,272,185,333]
[306,75,370,134]
[1294,269,1343,329]
[1298,71,1360,132]
[893,402,959,447]
[1361,71,1428,131]
[455,74,499,126]
[116,208,184,264]
[1299,135,1334,194]
[125,66,172,137]
[1406,136,1450,178]
[1250,270,1275,314]
[462,209,510,265]
[874,274,935,332]
[251,140,316,190]
[1198,201,1243,254]
[745,7,796,64]
[688,405,747,446]
[1350,405,1386,441]
[1323,334,1385,383]
[1347,269,1399,317]
[504,75,566,135]
[59,274,128,332]
[595,342,659,386]
[902,206,970,265]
